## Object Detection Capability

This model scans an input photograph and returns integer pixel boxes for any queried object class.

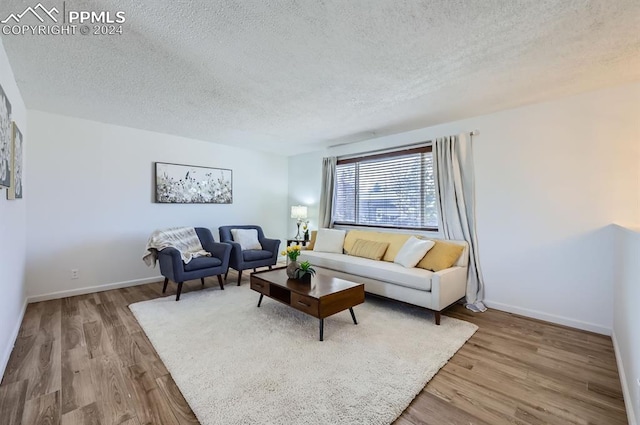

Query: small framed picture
[0,83,12,188]
[7,122,23,200]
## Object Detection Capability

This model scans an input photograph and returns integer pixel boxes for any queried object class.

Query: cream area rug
[129,284,478,425]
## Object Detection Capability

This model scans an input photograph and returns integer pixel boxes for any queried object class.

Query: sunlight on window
[333,148,437,230]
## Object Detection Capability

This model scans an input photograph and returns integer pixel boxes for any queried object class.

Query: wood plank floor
[1,270,628,425]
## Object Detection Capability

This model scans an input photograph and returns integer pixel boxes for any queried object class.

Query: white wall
[0,40,27,376]
[288,151,323,236]
[289,82,640,334]
[26,111,288,299]
[614,225,640,425]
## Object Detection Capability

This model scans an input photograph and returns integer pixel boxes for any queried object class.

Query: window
[333,146,438,230]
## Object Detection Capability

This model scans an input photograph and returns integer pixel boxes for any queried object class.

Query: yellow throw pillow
[417,240,465,271]
[343,230,372,253]
[348,239,389,261]
[343,230,411,262]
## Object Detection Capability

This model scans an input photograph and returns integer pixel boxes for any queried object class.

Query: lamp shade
[291,205,308,220]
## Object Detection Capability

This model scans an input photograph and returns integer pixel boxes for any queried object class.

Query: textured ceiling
[1,0,639,155]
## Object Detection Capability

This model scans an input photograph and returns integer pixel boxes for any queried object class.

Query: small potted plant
[294,261,316,283]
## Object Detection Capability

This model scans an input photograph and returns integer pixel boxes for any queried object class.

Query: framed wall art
[0,83,12,188]
[7,122,23,200]
[154,162,232,204]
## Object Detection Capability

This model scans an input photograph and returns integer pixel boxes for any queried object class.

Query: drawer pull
[255,283,263,288]
[297,301,310,307]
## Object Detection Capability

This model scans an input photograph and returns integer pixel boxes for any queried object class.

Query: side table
[286,239,309,247]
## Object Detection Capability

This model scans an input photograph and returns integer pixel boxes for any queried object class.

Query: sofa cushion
[313,228,346,253]
[343,230,411,262]
[242,249,272,261]
[394,237,435,268]
[349,239,389,261]
[417,240,465,271]
[183,256,222,271]
[231,229,262,250]
[300,250,433,291]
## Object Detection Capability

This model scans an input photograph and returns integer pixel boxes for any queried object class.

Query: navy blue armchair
[219,225,280,286]
[158,227,232,301]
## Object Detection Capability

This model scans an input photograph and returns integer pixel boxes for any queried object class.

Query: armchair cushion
[242,249,273,262]
[231,228,262,250]
[184,256,223,272]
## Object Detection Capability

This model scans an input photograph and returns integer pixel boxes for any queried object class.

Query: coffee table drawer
[251,280,270,295]
[291,293,319,316]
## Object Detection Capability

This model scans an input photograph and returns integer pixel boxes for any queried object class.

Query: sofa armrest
[430,266,467,311]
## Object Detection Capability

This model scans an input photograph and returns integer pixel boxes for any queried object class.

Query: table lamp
[291,205,308,239]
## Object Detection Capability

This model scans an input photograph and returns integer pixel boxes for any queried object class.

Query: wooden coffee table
[250,267,365,341]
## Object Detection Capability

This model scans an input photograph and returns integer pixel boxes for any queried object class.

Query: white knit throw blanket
[143,227,210,267]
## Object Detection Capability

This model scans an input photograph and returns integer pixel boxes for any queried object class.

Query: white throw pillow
[313,228,346,254]
[394,237,436,268]
[231,229,262,250]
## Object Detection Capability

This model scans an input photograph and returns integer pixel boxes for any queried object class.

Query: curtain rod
[336,130,480,159]
[332,129,478,150]
[336,131,479,160]
[336,141,430,160]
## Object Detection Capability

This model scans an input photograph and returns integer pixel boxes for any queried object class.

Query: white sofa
[299,232,468,324]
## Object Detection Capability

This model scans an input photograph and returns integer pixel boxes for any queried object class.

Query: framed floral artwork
[0,84,12,188]
[7,122,23,200]
[154,162,232,204]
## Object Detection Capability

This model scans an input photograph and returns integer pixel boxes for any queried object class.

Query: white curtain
[318,157,337,228]
[433,134,486,312]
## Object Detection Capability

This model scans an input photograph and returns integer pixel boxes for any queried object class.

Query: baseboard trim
[612,332,638,425]
[26,276,163,303]
[1,298,28,380]
[484,300,611,335]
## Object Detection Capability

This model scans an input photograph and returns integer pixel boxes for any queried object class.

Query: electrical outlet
[71,269,79,279]
[636,378,640,409]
